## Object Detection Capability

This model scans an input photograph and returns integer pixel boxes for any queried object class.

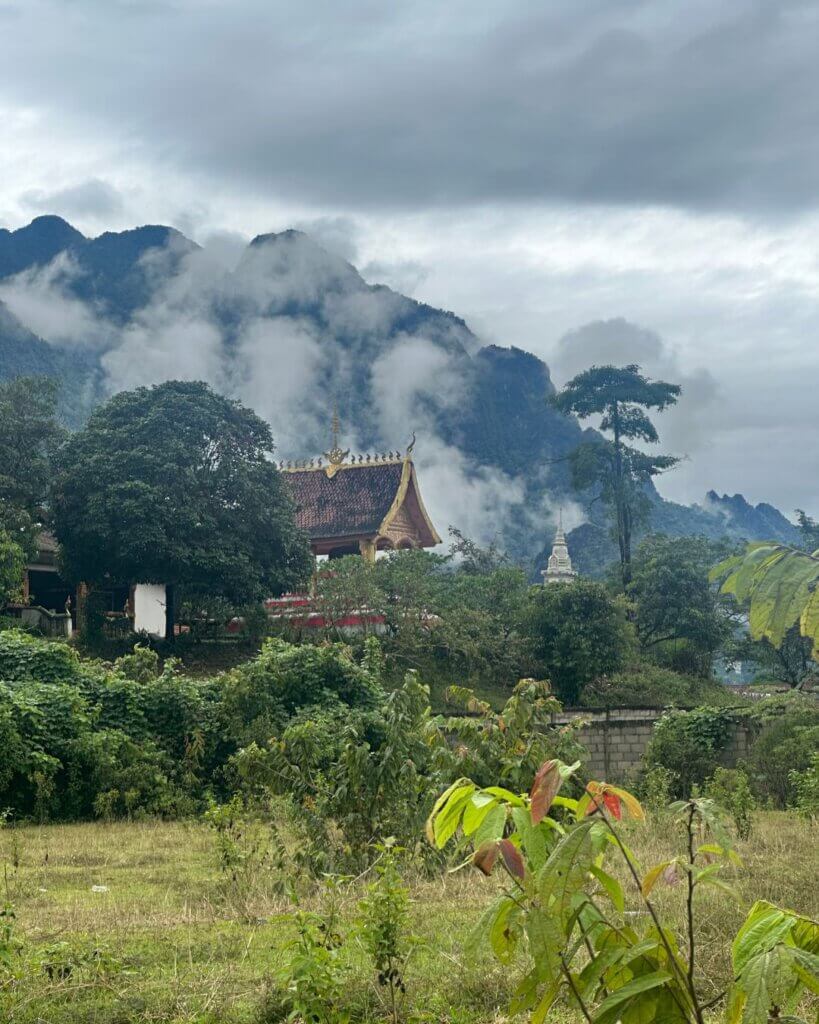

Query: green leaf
[592,970,672,1024]
[432,784,477,848]
[589,864,625,913]
[537,820,595,931]
[512,805,550,871]
[462,792,498,836]
[482,785,525,806]
[641,860,674,899]
[733,901,794,974]
[489,896,521,964]
[425,777,472,843]
[472,803,507,846]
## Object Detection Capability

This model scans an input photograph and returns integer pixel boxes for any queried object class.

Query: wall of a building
[133,583,167,638]
[552,707,754,782]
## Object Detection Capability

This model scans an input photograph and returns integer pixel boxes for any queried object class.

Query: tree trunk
[612,403,632,589]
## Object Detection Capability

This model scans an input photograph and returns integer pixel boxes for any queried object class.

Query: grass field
[0,811,816,1023]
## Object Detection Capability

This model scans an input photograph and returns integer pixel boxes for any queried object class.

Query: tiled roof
[284,462,406,539]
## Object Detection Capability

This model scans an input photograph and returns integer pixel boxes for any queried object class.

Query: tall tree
[0,376,66,552]
[552,364,680,587]
[795,509,819,553]
[52,381,312,634]
[625,535,732,677]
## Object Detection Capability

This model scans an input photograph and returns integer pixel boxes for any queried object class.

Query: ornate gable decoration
[279,424,440,557]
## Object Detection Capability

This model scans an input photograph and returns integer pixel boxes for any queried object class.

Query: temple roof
[283,457,441,547]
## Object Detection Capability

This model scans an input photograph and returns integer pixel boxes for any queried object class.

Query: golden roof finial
[324,403,350,477]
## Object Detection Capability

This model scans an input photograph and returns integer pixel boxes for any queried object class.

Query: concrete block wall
[550,707,754,783]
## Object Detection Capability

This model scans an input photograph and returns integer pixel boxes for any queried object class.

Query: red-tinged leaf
[473,841,500,876]
[662,861,680,887]
[583,781,608,816]
[530,759,562,824]
[603,792,622,819]
[499,839,525,880]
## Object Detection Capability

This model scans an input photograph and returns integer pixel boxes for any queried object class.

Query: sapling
[356,840,413,1024]
[427,759,819,1023]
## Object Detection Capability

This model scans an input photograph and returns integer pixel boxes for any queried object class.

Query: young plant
[280,878,350,1024]
[356,841,413,1024]
[203,796,287,918]
[704,768,756,840]
[0,904,22,983]
[427,760,819,1024]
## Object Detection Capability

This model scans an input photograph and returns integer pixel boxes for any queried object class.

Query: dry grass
[0,811,816,1023]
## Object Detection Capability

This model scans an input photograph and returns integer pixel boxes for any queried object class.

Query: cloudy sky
[2,0,819,514]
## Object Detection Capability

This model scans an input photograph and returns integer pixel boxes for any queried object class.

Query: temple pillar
[359,538,377,563]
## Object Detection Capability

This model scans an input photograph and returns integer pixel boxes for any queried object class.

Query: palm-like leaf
[710,544,819,658]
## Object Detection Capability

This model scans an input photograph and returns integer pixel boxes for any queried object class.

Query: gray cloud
[2,2,819,214]
[20,178,124,220]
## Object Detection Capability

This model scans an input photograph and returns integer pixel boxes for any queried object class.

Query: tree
[523,580,632,704]
[710,542,819,686]
[0,525,26,607]
[552,364,680,587]
[725,627,815,688]
[626,535,732,677]
[0,376,66,555]
[52,381,312,633]
[795,509,819,553]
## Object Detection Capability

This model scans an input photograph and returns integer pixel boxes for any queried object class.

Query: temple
[541,511,577,584]
[280,420,441,561]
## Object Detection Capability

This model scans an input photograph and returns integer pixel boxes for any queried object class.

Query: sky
[1,0,819,515]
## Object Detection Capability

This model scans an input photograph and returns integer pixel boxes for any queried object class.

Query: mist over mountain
[0,216,799,572]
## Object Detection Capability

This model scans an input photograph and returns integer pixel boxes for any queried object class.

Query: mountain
[0,216,801,571]
[0,300,95,426]
[554,490,801,580]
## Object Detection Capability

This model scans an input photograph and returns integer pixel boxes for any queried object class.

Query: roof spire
[323,403,350,477]
[542,508,577,585]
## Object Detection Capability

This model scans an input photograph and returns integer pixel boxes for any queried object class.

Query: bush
[643,707,734,798]
[704,766,755,839]
[742,692,819,807]
[580,663,738,708]
[222,637,384,747]
[790,753,819,819]
[0,630,86,686]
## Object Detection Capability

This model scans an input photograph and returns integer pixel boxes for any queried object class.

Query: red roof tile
[284,462,405,539]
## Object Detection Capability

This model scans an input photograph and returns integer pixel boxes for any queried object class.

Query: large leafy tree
[52,381,312,628]
[710,541,819,686]
[553,364,680,587]
[625,535,732,677]
[795,509,819,553]
[523,580,633,704]
[0,525,27,606]
[0,376,66,552]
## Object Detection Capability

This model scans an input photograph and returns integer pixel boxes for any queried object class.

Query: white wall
[133,583,167,638]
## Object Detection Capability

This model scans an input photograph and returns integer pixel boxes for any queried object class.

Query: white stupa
[541,511,577,585]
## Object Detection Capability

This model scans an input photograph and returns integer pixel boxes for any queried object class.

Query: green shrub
[790,753,819,818]
[236,673,434,872]
[0,630,85,685]
[638,763,678,812]
[704,766,755,839]
[742,692,819,807]
[356,841,412,1024]
[643,707,734,798]
[222,637,384,747]
[581,663,738,708]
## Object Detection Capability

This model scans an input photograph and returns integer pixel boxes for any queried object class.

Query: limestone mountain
[0,215,800,571]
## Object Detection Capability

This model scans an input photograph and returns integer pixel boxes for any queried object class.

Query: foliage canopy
[553,364,681,587]
[52,380,311,602]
